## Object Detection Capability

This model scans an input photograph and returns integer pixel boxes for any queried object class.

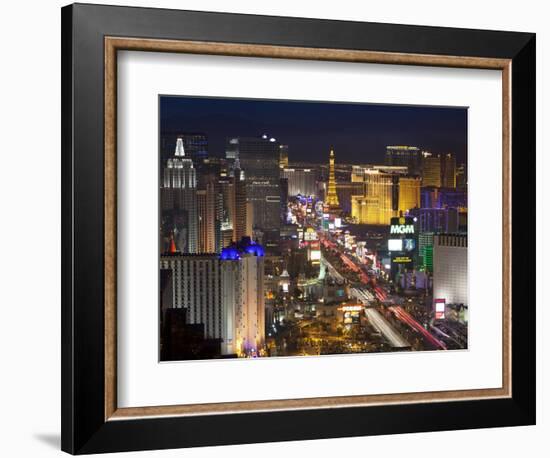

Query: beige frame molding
[104,36,512,421]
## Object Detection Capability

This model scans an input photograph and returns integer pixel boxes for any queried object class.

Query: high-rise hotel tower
[351,169,421,225]
[161,138,199,253]
[226,136,281,249]
[160,237,265,357]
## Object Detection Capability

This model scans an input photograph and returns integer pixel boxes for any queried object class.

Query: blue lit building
[220,237,265,356]
[161,238,266,358]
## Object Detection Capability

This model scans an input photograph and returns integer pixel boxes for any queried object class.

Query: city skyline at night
[160,96,468,165]
[159,95,468,362]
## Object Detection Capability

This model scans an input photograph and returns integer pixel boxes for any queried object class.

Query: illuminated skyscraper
[245,201,254,239]
[233,171,249,242]
[456,163,467,189]
[161,132,208,165]
[279,144,289,169]
[197,173,222,253]
[161,237,265,357]
[197,190,208,251]
[422,152,442,187]
[385,145,422,175]
[215,170,250,246]
[228,136,281,237]
[421,152,457,188]
[226,136,282,254]
[351,171,394,225]
[219,176,235,234]
[351,170,420,225]
[161,138,198,253]
[325,148,340,208]
[197,189,217,253]
[399,177,422,214]
[433,234,468,306]
[220,238,266,356]
[418,232,435,272]
[160,253,224,348]
[441,153,457,188]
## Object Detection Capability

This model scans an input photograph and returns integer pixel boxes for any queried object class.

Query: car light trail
[388,306,447,350]
[364,308,410,348]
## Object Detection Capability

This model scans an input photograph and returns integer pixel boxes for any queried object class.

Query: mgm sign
[390,216,415,235]
[388,216,417,273]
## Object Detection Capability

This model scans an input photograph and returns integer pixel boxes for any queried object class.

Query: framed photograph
[61,3,536,454]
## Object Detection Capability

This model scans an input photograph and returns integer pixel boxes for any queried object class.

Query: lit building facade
[245,201,254,239]
[351,165,364,183]
[219,239,266,356]
[385,145,422,175]
[161,238,266,357]
[456,163,467,189]
[441,153,457,188]
[228,136,281,236]
[421,187,467,209]
[280,177,289,221]
[232,170,249,242]
[421,152,442,187]
[161,138,199,253]
[351,170,421,225]
[160,254,225,348]
[282,167,317,197]
[399,177,422,213]
[351,165,408,182]
[197,178,222,254]
[215,172,251,247]
[161,132,208,165]
[433,234,468,305]
[418,232,435,272]
[408,207,459,233]
[335,181,364,214]
[219,176,235,234]
[279,144,289,169]
[421,152,457,188]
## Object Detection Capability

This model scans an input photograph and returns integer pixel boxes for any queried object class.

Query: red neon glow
[169,237,177,254]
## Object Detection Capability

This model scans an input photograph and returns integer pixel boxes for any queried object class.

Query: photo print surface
[159,96,468,362]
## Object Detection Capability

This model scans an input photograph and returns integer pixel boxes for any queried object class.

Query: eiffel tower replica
[325,148,342,216]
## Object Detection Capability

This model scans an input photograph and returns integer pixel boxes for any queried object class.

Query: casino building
[220,238,266,356]
[351,170,421,225]
[160,237,265,357]
[433,233,468,306]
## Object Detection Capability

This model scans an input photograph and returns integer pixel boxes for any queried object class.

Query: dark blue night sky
[160,96,467,165]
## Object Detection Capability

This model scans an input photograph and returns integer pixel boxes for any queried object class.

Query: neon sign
[390,224,415,234]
